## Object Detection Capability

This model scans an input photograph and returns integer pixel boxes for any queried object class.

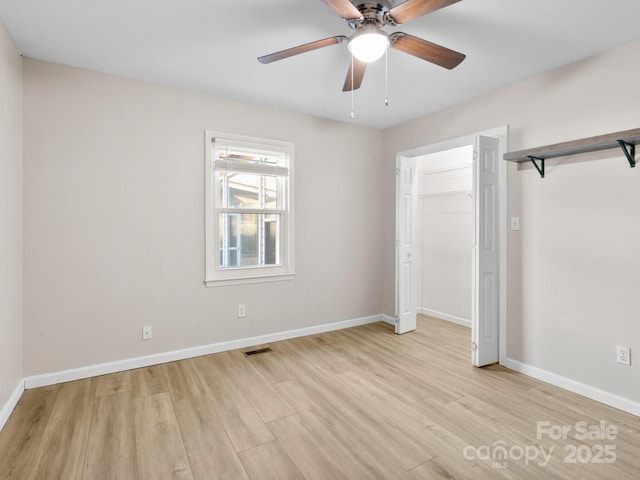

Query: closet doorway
[395,126,508,366]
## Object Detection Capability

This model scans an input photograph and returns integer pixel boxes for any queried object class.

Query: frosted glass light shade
[348,31,389,63]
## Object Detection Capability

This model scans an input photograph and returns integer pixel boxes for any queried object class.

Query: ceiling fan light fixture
[348,30,389,63]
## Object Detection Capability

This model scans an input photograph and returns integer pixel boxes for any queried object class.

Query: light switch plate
[142,325,152,340]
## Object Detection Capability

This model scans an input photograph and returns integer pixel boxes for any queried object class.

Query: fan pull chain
[385,49,389,107]
[350,55,355,119]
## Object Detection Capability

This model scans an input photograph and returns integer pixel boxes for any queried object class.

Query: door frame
[394,125,509,366]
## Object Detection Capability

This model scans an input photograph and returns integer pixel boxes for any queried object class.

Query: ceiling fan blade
[321,0,363,21]
[387,0,461,25]
[258,36,347,64]
[390,32,465,69]
[342,58,367,91]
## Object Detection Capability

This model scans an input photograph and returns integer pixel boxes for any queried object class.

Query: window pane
[217,172,280,209]
[219,214,241,267]
[228,214,238,248]
[228,249,238,266]
[218,213,280,269]
[263,214,279,265]
[229,172,261,208]
[263,176,278,209]
[239,214,258,266]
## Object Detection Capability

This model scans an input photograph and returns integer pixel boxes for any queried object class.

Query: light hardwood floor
[1,315,639,479]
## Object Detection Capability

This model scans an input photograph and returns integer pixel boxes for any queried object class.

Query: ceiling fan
[258,0,466,92]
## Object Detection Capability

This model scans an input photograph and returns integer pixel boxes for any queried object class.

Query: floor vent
[244,347,272,356]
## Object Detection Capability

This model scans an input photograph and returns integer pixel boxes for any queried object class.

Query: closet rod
[418,164,472,176]
[420,189,472,199]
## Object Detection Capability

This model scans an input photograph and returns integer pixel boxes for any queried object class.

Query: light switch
[510,216,520,231]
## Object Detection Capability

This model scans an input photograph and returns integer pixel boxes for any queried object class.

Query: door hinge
[472,341,478,352]
[395,167,400,175]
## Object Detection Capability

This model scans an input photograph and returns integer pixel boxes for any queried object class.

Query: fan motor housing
[349,1,393,29]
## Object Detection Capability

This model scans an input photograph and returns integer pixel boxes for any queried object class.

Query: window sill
[204,273,295,287]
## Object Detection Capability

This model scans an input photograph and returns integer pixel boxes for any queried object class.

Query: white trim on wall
[419,308,471,328]
[506,358,640,417]
[380,314,395,326]
[0,380,25,432]
[23,314,387,389]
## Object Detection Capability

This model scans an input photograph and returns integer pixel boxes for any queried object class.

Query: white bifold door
[472,135,500,366]
[395,156,417,334]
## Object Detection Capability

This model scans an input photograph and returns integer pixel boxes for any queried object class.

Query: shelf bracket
[617,140,636,168]
[528,156,545,178]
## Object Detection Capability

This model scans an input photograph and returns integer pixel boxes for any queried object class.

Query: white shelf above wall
[504,127,640,177]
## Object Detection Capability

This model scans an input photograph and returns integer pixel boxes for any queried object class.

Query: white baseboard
[380,314,395,326]
[505,358,640,417]
[419,308,471,328]
[24,314,386,389]
[0,380,25,432]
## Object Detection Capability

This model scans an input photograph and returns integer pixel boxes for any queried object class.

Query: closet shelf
[503,127,640,178]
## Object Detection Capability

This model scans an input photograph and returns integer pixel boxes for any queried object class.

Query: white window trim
[204,130,295,287]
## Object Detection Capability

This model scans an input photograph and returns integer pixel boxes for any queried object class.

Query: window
[205,131,294,286]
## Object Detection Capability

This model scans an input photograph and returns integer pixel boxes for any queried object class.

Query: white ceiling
[2,0,640,130]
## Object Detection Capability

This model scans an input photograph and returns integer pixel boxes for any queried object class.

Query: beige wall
[22,58,387,375]
[382,39,640,402]
[17,36,640,406]
[420,193,473,322]
[0,22,23,409]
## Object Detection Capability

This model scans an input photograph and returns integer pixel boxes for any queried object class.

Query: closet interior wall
[417,145,473,326]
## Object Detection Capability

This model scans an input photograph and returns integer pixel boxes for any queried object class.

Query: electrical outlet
[237,304,246,318]
[616,346,631,366]
[142,325,152,340]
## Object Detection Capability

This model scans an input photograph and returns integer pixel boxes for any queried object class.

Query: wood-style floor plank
[205,376,275,452]
[238,440,304,480]
[0,386,59,480]
[163,359,207,403]
[27,379,96,480]
[95,371,131,397]
[133,392,193,479]
[191,352,275,452]
[131,364,170,399]
[217,350,295,423]
[266,414,363,480]
[1,315,639,480]
[84,390,137,480]
[173,393,250,480]
[276,379,413,479]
